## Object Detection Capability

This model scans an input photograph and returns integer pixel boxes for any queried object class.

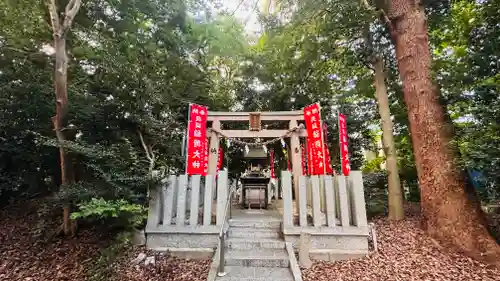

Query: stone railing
[281,170,368,231]
[146,171,229,255]
[280,170,369,260]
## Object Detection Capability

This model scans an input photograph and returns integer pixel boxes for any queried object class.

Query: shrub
[71,198,146,229]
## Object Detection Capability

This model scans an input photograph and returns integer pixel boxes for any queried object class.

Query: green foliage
[362,156,386,173]
[430,0,500,201]
[0,0,248,226]
[71,198,146,228]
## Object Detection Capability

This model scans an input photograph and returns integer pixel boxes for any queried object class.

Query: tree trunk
[52,36,73,236]
[373,56,404,220]
[388,0,500,264]
[48,0,82,236]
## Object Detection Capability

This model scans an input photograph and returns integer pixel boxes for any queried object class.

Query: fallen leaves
[2,199,498,281]
[112,248,210,281]
[302,210,500,281]
[0,199,210,281]
[0,200,110,281]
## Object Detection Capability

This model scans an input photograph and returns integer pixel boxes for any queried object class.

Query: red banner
[186,104,208,175]
[304,103,326,175]
[216,147,223,173]
[338,113,350,176]
[307,137,314,175]
[324,143,334,175]
[270,149,276,178]
[203,136,208,175]
[322,122,333,175]
[301,143,306,175]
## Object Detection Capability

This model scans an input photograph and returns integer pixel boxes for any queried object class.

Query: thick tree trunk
[373,57,404,220]
[388,0,500,264]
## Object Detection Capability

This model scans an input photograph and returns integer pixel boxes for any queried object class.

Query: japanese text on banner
[304,103,326,175]
[270,149,276,179]
[186,104,208,175]
[338,113,350,176]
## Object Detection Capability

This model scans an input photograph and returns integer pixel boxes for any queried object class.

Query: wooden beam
[208,129,307,138]
[207,111,305,121]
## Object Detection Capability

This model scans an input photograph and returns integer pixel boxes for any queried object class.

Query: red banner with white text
[307,137,314,175]
[186,104,209,175]
[322,122,334,175]
[217,147,223,173]
[301,143,306,175]
[304,103,326,175]
[270,149,276,179]
[338,113,350,176]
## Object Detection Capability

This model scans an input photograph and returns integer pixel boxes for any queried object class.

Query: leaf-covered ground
[302,210,500,281]
[2,200,499,281]
[0,200,110,281]
[0,200,210,281]
[112,248,210,281]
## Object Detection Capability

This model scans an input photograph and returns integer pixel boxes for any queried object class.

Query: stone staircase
[217,211,295,281]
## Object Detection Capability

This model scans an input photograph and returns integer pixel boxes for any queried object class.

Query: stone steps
[217,266,293,281]
[228,219,281,229]
[226,237,285,250]
[228,227,281,239]
[225,249,290,268]
[217,210,294,281]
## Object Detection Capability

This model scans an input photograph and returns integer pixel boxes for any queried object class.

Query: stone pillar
[203,175,213,226]
[208,120,220,201]
[298,232,312,268]
[176,175,188,226]
[282,171,294,228]
[298,176,308,227]
[163,175,177,226]
[289,119,301,212]
[216,170,228,226]
[349,171,368,227]
[208,120,220,177]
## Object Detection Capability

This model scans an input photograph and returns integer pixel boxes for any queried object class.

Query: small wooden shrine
[240,147,271,209]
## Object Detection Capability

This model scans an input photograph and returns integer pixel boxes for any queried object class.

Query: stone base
[154,247,214,260]
[285,234,368,251]
[309,249,368,261]
[284,233,368,262]
[147,233,219,249]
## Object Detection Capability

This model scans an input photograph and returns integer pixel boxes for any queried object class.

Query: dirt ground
[1,199,499,281]
[0,200,210,281]
[302,211,500,281]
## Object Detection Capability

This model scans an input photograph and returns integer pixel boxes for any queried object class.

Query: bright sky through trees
[217,0,262,34]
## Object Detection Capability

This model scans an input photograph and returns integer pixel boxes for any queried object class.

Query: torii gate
[206,111,308,199]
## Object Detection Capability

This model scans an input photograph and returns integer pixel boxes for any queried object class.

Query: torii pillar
[289,119,302,211]
[208,119,220,200]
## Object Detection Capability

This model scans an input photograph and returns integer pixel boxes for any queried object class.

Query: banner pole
[337,110,343,176]
[185,103,192,174]
[317,103,327,176]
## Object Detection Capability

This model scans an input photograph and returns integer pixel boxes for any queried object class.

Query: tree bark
[373,56,404,220]
[47,0,81,236]
[53,37,73,235]
[388,0,500,264]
